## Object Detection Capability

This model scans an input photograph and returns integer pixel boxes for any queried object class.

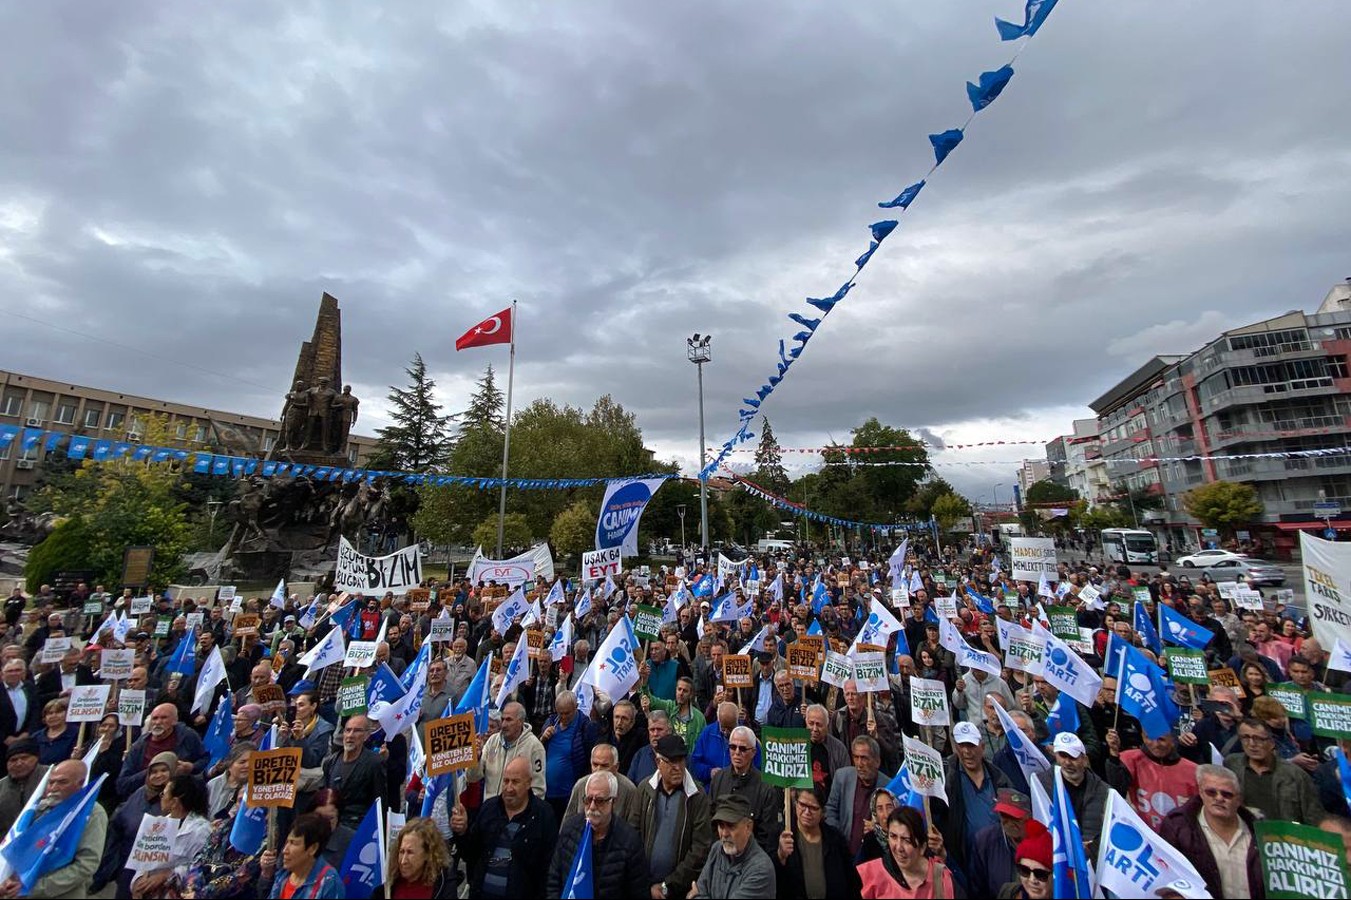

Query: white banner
[850,651,888,693]
[820,650,853,689]
[903,735,946,799]
[1299,531,1351,652]
[335,537,422,596]
[41,637,72,665]
[344,640,378,670]
[130,596,153,615]
[909,676,951,727]
[718,554,747,584]
[1011,538,1058,581]
[68,684,112,722]
[1234,588,1264,611]
[468,543,556,587]
[581,547,622,583]
[99,648,136,681]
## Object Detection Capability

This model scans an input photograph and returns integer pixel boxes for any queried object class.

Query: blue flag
[166,625,197,677]
[1133,601,1162,655]
[924,605,938,624]
[806,619,822,637]
[1045,693,1080,741]
[1051,767,1092,898]
[996,0,1060,41]
[893,626,912,660]
[401,642,431,693]
[1159,605,1214,650]
[883,766,925,819]
[690,573,716,599]
[329,600,356,634]
[879,179,925,210]
[421,772,451,818]
[339,799,385,897]
[929,128,964,165]
[452,658,493,733]
[1,775,106,892]
[810,581,831,615]
[562,820,595,899]
[366,663,406,708]
[228,793,268,855]
[204,693,234,770]
[966,587,996,615]
[1334,747,1351,815]
[966,65,1015,111]
[1116,643,1182,740]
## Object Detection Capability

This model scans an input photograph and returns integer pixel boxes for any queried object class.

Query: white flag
[1038,571,1055,600]
[995,615,1030,648]
[373,653,428,737]
[270,578,287,609]
[491,586,529,634]
[574,587,593,620]
[545,580,566,607]
[592,615,641,702]
[192,647,226,713]
[602,575,618,600]
[739,625,771,656]
[1095,790,1211,899]
[113,611,131,645]
[1329,637,1351,673]
[994,701,1050,777]
[1032,621,1102,708]
[494,634,531,708]
[299,625,346,674]
[1209,742,1224,766]
[521,599,543,630]
[849,597,905,655]
[937,616,967,656]
[550,614,574,662]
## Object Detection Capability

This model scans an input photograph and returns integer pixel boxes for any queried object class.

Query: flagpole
[495,299,517,558]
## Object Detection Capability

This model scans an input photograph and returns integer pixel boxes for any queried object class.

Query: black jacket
[547,812,650,900]
[454,793,557,899]
[0,680,41,751]
[708,766,784,857]
[929,755,1012,877]
[34,664,98,708]
[774,822,863,900]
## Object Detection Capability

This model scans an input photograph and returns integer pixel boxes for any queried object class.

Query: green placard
[154,616,171,637]
[83,599,104,615]
[760,726,813,789]
[338,676,369,717]
[1307,691,1351,738]
[1048,606,1079,641]
[1165,648,1209,685]
[1256,819,1351,898]
[1003,591,1020,608]
[1268,683,1308,720]
[1131,586,1151,605]
[632,604,664,642]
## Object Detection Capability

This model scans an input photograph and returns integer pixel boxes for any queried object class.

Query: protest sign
[1047,606,1079,642]
[851,651,887,693]
[406,588,431,612]
[903,735,946,799]
[185,612,204,630]
[130,596,153,615]
[1298,532,1351,653]
[760,727,813,789]
[1267,683,1308,720]
[217,585,237,604]
[1010,538,1057,581]
[1077,583,1101,605]
[246,747,304,808]
[935,594,958,619]
[338,677,369,716]
[1208,666,1246,698]
[788,640,816,675]
[40,637,72,665]
[428,617,455,643]
[154,616,171,637]
[118,689,147,727]
[424,712,478,776]
[68,684,112,721]
[83,598,104,615]
[1216,582,1240,601]
[255,684,288,715]
[1165,649,1210,685]
[820,650,852,689]
[335,536,423,596]
[1308,692,1351,739]
[344,640,378,670]
[126,815,179,873]
[632,604,664,642]
[100,648,135,681]
[1003,591,1021,609]
[525,629,546,661]
[891,586,910,608]
[1235,589,1265,611]
[722,654,753,689]
[232,614,260,637]
[1131,586,1152,607]
[1256,819,1351,898]
[1004,634,1045,675]
[909,676,951,727]
[582,547,623,583]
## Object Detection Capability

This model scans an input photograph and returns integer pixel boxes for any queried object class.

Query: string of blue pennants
[0,424,675,491]
[728,473,918,534]
[700,0,1061,482]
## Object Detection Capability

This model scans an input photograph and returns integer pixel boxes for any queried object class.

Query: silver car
[1203,556,1286,587]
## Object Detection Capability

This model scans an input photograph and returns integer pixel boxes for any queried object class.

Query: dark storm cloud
[2,1,1348,504]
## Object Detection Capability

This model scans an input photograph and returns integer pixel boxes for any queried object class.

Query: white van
[757,538,793,553]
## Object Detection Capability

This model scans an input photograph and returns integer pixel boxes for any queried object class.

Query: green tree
[1025,479,1078,505]
[462,364,505,433]
[367,353,454,472]
[1081,504,1132,531]
[472,513,532,555]
[25,518,90,593]
[753,418,790,494]
[1182,481,1264,537]
[931,492,972,533]
[550,500,595,559]
[725,488,778,548]
[906,477,959,520]
[848,418,930,522]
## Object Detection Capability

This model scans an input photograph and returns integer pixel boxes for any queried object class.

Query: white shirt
[1199,811,1252,899]
[5,684,26,728]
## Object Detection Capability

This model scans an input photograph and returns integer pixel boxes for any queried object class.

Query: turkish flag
[454,307,512,351]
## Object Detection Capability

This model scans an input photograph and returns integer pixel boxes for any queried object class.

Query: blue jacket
[261,860,344,899]
[689,723,762,785]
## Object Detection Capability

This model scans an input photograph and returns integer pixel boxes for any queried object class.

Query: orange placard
[423,712,478,776]
[1208,667,1246,698]
[406,588,431,612]
[246,748,304,808]
[525,629,546,660]
[787,643,821,683]
[232,614,260,638]
[723,654,753,689]
[254,684,287,714]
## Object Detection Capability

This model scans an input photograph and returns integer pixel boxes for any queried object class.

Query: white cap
[952,721,981,745]
[1052,732,1086,758]
[1154,878,1209,899]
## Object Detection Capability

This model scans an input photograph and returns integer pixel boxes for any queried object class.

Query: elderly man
[636,733,712,900]
[34,647,96,708]
[765,669,805,729]
[0,659,40,755]
[709,725,782,857]
[445,637,478,703]
[627,709,671,786]
[931,720,1012,891]
[471,700,547,800]
[451,756,557,899]
[565,742,643,828]
[418,657,453,724]
[804,703,849,797]
[952,666,1016,733]
[548,771,650,898]
[690,701,743,786]
[825,734,884,858]
[0,738,46,836]
[116,703,206,798]
[1160,764,1263,898]
[831,680,899,774]
[1224,717,1325,825]
[692,793,776,899]
[321,714,387,828]
[609,698,649,776]
[0,760,107,899]
[542,690,593,822]
[1036,733,1110,856]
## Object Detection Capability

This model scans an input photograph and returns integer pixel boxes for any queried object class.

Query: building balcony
[1206,414,1351,451]
[1200,379,1339,416]
[1213,453,1351,482]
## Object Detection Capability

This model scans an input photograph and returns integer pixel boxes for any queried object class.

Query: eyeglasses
[583,795,613,806]
[796,801,821,813]
[1017,864,1052,882]
[729,744,753,753]
[1202,788,1237,800]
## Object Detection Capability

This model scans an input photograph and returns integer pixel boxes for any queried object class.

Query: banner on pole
[581,547,622,583]
[760,727,813,789]
[632,605,664,642]
[1298,531,1351,652]
[595,478,666,556]
[722,654,753,689]
[909,676,951,727]
[787,640,822,682]
[127,815,180,873]
[424,712,478,776]
[1308,691,1351,738]
[1256,819,1351,897]
[1165,649,1210,685]
[68,684,112,721]
[118,689,147,727]
[820,650,852,689]
[337,677,369,716]
[1010,538,1057,581]
[100,648,136,681]
[335,536,423,596]
[851,651,888,693]
[246,748,304,808]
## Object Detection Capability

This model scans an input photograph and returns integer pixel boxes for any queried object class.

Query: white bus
[1101,528,1158,564]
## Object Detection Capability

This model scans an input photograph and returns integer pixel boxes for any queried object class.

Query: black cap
[7,737,38,758]
[711,792,753,824]
[654,733,688,761]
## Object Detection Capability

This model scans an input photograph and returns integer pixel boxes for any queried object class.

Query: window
[262,435,275,452]
[84,407,102,428]
[106,411,125,430]
[128,415,144,436]
[27,401,49,422]
[1,397,20,417]
[0,442,8,460]
[54,403,76,425]
[176,421,188,439]
[193,425,209,443]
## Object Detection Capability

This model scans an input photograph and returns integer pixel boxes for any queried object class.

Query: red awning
[1274,520,1351,530]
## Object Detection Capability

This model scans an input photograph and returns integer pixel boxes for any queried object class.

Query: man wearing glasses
[1159,764,1263,898]
[709,726,781,856]
[635,734,712,900]
[547,770,650,898]
[1222,718,1325,825]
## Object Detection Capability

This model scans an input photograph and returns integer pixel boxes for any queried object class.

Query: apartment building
[0,369,377,502]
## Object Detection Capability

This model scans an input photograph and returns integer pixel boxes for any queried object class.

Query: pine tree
[753,417,790,493]
[368,353,453,472]
[460,364,505,434]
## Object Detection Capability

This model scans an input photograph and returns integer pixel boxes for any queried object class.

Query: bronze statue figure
[279,380,309,451]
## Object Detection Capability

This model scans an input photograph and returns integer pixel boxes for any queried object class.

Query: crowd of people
[0,535,1349,898]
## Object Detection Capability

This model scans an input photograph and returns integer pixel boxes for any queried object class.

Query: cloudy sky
[3,2,1350,509]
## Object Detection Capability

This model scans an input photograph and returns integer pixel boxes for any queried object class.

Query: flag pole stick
[494,299,518,558]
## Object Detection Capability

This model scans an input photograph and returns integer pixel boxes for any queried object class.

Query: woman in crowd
[208,743,253,819]
[257,813,344,899]
[92,751,175,897]
[283,689,336,768]
[856,789,896,863]
[86,713,129,810]
[1239,661,1269,715]
[857,807,953,899]
[381,816,457,899]
[996,820,1053,899]
[305,788,356,869]
[775,785,862,899]
[183,787,265,899]
[129,774,212,899]
[34,698,77,764]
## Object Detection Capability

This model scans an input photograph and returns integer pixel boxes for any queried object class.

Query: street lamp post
[206,499,222,545]
[677,504,687,552]
[687,333,712,552]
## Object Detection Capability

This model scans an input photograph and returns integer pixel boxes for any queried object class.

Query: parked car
[1176,548,1245,568]
[1204,556,1286,587]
